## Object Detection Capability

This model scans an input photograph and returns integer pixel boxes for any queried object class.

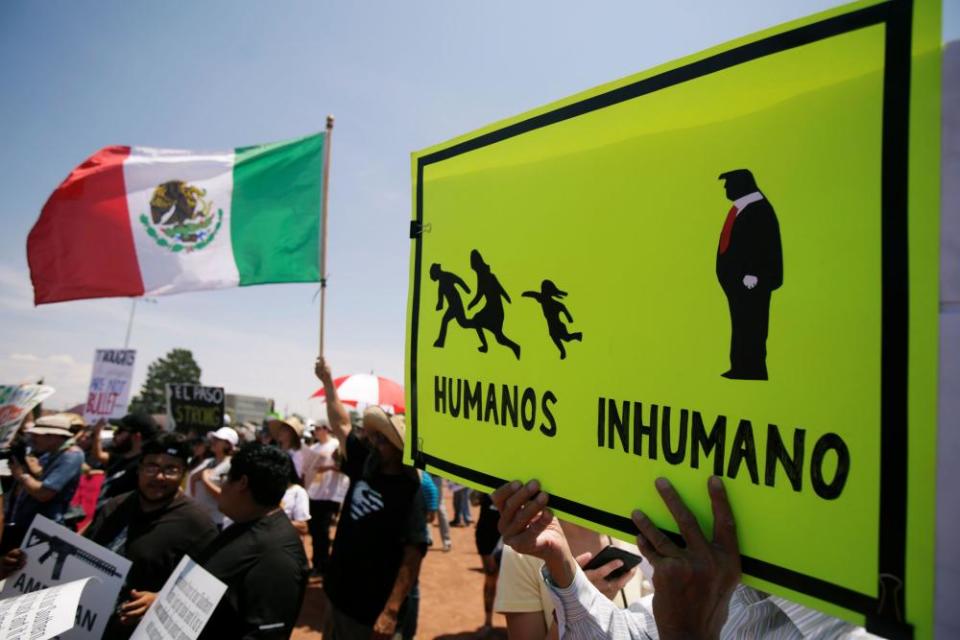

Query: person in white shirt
[267,416,321,486]
[188,426,237,529]
[306,419,349,576]
[493,476,879,640]
[495,519,652,639]
[281,480,311,536]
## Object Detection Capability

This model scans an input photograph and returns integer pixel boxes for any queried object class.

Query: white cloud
[0,261,406,418]
[0,264,34,312]
[0,352,92,409]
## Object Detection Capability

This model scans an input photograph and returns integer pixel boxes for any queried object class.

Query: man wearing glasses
[2,432,218,639]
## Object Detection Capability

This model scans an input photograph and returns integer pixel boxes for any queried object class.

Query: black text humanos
[433,375,557,437]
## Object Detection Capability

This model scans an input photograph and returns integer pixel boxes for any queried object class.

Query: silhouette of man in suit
[715,169,783,380]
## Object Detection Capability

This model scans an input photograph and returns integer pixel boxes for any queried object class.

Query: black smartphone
[582,545,643,581]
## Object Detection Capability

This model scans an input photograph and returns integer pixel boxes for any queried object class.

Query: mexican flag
[28,132,326,304]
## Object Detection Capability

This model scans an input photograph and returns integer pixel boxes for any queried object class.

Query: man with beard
[94,413,158,510]
[4,433,219,638]
[316,357,428,640]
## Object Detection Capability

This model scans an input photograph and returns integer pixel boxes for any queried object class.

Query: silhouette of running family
[430,249,582,360]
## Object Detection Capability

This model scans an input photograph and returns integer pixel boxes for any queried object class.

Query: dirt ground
[292,497,507,640]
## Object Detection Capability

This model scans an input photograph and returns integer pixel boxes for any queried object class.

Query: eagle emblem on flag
[139,180,223,253]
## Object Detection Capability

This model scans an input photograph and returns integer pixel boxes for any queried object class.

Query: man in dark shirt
[2,432,218,639]
[86,432,218,637]
[96,413,158,510]
[316,358,428,640]
[195,442,308,640]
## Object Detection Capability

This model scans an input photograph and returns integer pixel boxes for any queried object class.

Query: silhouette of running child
[430,263,472,348]
[467,249,521,360]
[522,279,583,359]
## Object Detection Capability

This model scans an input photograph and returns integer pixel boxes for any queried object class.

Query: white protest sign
[0,516,131,640]
[0,385,56,447]
[0,577,93,640]
[131,556,226,640]
[83,350,136,426]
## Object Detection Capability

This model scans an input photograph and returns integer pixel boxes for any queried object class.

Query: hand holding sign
[130,556,227,640]
[0,548,27,578]
[632,477,740,640]
[491,479,575,586]
[494,476,741,640]
[493,480,568,560]
[0,515,132,640]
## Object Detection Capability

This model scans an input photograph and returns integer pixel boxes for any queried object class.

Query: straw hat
[267,416,305,441]
[61,413,86,428]
[27,415,74,438]
[362,406,405,451]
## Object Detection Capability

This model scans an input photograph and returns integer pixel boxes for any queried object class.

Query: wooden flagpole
[319,115,334,357]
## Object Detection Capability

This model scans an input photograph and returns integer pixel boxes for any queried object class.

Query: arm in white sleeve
[541,565,657,640]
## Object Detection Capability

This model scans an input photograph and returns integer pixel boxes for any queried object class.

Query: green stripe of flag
[231,131,325,285]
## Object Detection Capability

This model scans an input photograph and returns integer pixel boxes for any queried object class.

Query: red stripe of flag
[27,146,145,304]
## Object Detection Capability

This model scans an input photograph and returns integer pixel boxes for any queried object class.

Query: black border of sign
[409,1,912,634]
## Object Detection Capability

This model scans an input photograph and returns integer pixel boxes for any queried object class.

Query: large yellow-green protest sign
[406,0,940,636]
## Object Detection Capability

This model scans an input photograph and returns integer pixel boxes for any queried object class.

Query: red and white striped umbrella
[310,374,405,414]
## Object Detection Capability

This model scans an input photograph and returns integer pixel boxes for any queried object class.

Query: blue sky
[1,1,955,417]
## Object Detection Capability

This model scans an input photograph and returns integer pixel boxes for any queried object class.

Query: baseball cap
[209,426,239,447]
[110,413,159,438]
[141,433,192,465]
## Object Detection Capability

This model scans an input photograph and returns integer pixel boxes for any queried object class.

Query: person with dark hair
[188,426,237,528]
[95,413,158,509]
[2,432,218,639]
[194,442,308,639]
[187,434,213,470]
[473,491,503,635]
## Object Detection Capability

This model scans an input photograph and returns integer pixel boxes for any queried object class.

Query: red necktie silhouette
[718,205,737,254]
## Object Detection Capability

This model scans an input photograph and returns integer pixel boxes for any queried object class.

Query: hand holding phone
[581,545,643,581]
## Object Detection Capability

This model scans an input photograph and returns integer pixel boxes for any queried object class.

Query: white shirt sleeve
[292,486,311,521]
[542,565,658,640]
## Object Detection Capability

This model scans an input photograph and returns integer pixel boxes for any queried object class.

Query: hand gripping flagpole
[319,115,334,357]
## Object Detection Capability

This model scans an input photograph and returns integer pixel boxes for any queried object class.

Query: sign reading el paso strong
[406,0,940,636]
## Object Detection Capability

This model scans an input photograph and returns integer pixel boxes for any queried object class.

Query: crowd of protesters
[0,358,885,640]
